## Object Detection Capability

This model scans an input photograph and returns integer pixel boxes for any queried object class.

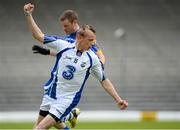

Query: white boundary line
[0,129,180,130]
[0,111,180,122]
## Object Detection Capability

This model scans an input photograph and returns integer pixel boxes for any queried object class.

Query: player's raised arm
[24,3,44,43]
[100,79,128,110]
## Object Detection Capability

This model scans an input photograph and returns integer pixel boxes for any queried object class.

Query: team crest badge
[81,62,86,68]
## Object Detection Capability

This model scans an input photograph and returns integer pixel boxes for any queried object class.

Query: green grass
[0,121,180,129]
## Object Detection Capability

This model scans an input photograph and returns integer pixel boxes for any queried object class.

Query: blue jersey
[64,32,76,40]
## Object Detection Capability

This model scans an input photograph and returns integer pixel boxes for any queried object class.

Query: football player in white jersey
[24,3,105,129]
[25,5,105,128]
[24,3,128,130]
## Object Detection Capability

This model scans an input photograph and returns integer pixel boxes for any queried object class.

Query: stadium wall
[0,111,180,122]
[0,0,180,113]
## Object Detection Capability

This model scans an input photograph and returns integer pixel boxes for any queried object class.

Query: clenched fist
[117,100,128,110]
[24,3,34,14]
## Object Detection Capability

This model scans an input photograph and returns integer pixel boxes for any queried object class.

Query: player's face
[78,30,96,51]
[60,19,75,35]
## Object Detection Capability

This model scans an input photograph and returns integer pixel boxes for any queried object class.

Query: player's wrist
[116,100,123,105]
[46,49,50,55]
[116,97,124,105]
[24,11,32,16]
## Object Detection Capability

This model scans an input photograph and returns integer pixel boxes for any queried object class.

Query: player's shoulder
[55,36,75,43]
[54,36,76,47]
[87,49,97,57]
[44,34,76,44]
[87,49,100,64]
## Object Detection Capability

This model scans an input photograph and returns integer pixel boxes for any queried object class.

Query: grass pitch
[0,121,180,129]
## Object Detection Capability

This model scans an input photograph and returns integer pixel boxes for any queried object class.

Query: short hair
[77,24,96,37]
[60,10,78,23]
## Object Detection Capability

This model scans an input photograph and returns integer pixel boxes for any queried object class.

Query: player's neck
[76,43,83,52]
[74,24,80,32]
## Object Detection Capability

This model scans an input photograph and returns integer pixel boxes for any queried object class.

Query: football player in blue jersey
[32,9,106,64]
[24,3,128,130]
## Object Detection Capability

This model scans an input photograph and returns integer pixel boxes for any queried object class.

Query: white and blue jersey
[40,35,106,121]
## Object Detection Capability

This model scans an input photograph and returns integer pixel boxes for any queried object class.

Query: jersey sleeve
[43,35,71,52]
[91,57,106,81]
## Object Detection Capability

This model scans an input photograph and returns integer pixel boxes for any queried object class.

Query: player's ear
[72,19,78,24]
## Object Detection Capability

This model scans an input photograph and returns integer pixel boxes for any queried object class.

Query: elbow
[32,33,44,43]
[98,54,106,65]
[101,55,106,65]
[101,58,106,65]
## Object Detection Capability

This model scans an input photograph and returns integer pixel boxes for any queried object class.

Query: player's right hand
[24,3,34,13]
[32,45,50,55]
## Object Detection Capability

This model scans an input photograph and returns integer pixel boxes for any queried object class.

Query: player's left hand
[117,100,128,110]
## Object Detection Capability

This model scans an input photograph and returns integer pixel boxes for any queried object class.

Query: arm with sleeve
[91,57,123,105]
[91,57,106,81]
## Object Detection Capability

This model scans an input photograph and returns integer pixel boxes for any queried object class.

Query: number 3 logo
[62,65,76,80]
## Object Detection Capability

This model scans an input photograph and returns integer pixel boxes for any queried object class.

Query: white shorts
[40,94,79,121]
